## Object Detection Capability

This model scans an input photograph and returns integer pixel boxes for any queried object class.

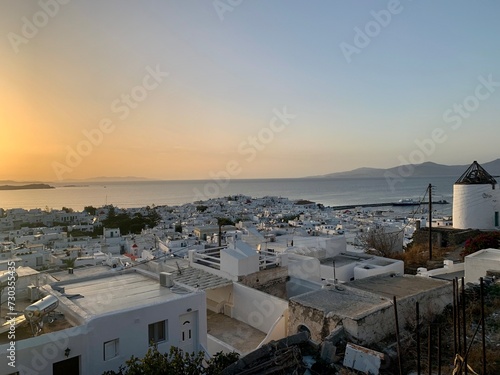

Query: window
[103,339,119,361]
[148,320,167,345]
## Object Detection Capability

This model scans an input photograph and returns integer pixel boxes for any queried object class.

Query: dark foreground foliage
[103,345,239,375]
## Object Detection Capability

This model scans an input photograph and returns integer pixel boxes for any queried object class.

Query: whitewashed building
[0,267,207,375]
[465,248,500,283]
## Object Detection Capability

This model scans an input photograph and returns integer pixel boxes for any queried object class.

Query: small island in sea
[0,183,55,191]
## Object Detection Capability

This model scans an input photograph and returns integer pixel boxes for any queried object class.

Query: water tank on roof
[24,295,59,320]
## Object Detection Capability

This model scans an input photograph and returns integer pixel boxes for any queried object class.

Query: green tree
[107,205,116,219]
[102,345,238,375]
[84,206,97,215]
[101,208,161,235]
[147,208,161,227]
[204,350,239,375]
[61,257,76,269]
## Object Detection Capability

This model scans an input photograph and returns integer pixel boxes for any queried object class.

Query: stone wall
[288,280,453,346]
[288,300,340,343]
[345,283,453,345]
[238,267,288,290]
[412,228,481,247]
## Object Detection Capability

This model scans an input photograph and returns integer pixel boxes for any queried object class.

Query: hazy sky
[1,1,500,181]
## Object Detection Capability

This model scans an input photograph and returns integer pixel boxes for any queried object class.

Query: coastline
[0,184,55,191]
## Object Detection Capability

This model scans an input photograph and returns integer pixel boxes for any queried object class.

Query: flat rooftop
[290,286,388,319]
[431,270,465,281]
[49,264,114,282]
[53,269,191,317]
[290,274,452,319]
[320,252,373,267]
[346,274,450,299]
[207,310,266,354]
[467,248,500,261]
[11,266,40,278]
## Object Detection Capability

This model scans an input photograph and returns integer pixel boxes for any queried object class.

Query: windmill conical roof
[455,161,497,185]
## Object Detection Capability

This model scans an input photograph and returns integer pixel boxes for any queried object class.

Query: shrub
[462,232,500,257]
[102,345,239,375]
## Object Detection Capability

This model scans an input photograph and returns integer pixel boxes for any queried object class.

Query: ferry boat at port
[392,198,449,207]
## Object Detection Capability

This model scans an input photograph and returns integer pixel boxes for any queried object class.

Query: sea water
[0,176,457,212]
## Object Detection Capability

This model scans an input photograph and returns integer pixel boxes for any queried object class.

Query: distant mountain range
[57,176,153,183]
[310,159,500,179]
[0,180,43,185]
[3,160,500,183]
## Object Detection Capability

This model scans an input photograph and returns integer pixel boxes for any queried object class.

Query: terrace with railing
[193,246,224,270]
[258,249,280,270]
[190,244,282,277]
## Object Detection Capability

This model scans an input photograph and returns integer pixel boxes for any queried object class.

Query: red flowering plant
[461,232,500,258]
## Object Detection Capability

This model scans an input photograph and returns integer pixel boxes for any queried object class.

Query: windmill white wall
[453,183,500,229]
[452,161,500,230]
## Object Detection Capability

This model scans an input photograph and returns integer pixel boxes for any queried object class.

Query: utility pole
[428,183,432,260]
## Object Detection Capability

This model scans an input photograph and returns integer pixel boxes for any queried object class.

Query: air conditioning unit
[159,272,174,287]
[27,285,40,302]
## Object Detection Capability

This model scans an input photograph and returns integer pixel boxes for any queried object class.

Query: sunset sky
[1,1,500,181]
